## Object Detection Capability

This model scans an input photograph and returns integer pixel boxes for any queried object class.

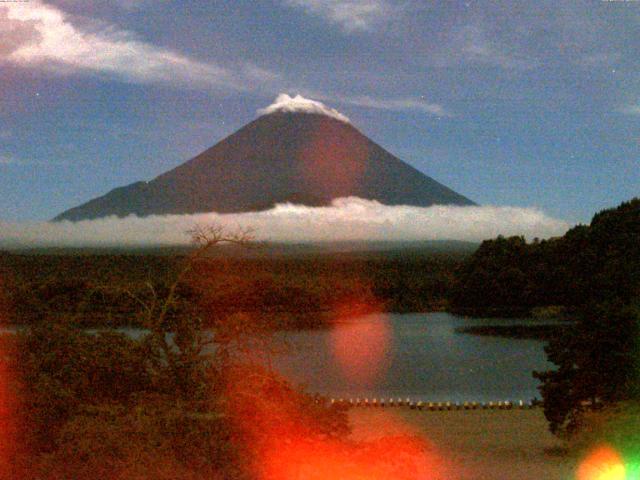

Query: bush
[34,395,243,480]
[14,321,153,450]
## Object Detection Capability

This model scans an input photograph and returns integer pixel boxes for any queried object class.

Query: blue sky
[1,0,638,223]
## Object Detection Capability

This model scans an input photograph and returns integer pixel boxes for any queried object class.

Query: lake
[1,312,555,403]
[269,312,555,403]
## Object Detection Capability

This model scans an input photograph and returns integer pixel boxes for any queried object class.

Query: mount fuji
[54,94,474,221]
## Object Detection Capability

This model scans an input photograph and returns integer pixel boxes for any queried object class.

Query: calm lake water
[269,312,555,403]
[1,312,555,403]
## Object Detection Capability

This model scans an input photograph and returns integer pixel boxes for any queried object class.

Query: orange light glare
[329,305,391,387]
[0,279,16,476]
[0,349,15,476]
[577,445,627,480]
[260,430,449,480]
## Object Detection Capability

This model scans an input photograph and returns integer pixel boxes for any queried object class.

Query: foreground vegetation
[0,229,444,479]
[1,320,356,479]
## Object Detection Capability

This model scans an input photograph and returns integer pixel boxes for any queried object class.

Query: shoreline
[454,323,570,340]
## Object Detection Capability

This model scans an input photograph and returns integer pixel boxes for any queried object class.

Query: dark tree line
[453,198,640,435]
[1,251,465,329]
[451,199,640,318]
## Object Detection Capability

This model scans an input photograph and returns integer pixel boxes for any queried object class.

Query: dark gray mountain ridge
[54,111,475,221]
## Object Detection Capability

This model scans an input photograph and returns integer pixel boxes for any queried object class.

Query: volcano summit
[54,94,474,221]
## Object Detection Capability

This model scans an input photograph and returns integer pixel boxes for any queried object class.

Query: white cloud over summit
[0,198,569,248]
[258,94,351,123]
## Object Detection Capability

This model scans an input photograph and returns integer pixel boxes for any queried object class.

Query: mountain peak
[54,103,475,221]
[257,93,350,124]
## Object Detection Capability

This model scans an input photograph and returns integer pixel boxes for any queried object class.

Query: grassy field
[349,408,576,480]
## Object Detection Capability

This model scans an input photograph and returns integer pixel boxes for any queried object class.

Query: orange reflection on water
[577,444,627,480]
[218,293,449,479]
[328,300,391,387]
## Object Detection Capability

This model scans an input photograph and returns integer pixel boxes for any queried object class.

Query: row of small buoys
[330,397,415,407]
[330,398,538,410]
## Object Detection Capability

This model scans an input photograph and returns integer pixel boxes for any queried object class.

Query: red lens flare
[0,278,16,476]
[261,432,449,480]
[297,117,369,198]
[577,444,626,480]
[221,364,450,480]
[212,297,456,480]
[0,359,16,476]
[328,299,391,387]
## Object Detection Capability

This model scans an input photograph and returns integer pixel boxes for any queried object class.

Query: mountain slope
[55,109,474,221]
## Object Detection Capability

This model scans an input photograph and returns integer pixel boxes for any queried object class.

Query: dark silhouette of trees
[534,302,640,436]
[453,198,640,436]
[452,198,640,436]
[1,248,467,330]
[450,235,535,315]
[452,198,640,315]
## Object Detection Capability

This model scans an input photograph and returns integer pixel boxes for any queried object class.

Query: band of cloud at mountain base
[0,198,569,248]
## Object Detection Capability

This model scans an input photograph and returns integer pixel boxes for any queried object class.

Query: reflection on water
[4,312,555,403]
[271,312,555,403]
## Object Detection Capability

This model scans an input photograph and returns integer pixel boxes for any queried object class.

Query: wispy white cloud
[339,95,451,117]
[258,93,351,123]
[54,0,153,11]
[0,1,277,90]
[575,52,621,68]
[0,197,569,248]
[0,154,23,165]
[433,22,541,70]
[284,0,392,32]
[453,25,539,70]
[618,104,640,115]
[297,90,451,117]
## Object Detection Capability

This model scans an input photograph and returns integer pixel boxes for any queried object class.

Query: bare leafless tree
[124,224,254,398]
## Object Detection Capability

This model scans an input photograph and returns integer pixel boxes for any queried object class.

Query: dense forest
[0,250,465,329]
[452,198,640,437]
[450,198,640,317]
